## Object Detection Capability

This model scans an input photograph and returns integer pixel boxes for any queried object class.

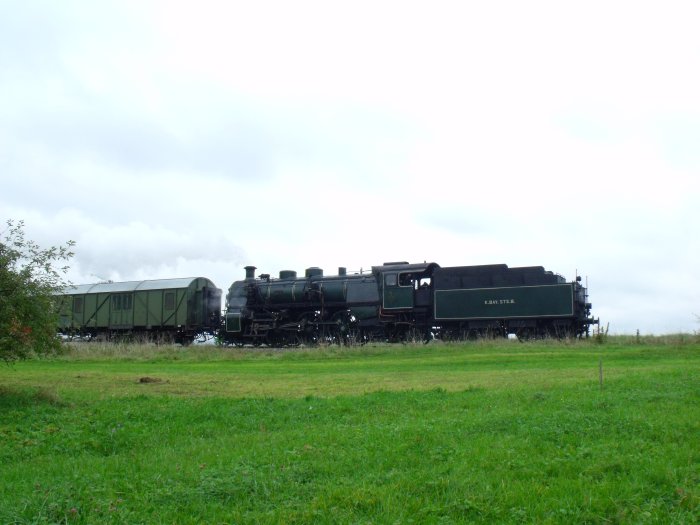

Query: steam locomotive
[220,261,597,345]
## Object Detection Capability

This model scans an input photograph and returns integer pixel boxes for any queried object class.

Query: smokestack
[244,266,257,280]
[338,267,347,276]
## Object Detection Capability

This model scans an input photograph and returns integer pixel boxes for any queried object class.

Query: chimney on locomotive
[244,266,257,281]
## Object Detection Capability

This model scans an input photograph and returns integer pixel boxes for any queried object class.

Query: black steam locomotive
[220,261,597,345]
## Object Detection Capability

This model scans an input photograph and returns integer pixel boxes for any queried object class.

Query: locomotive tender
[221,261,597,345]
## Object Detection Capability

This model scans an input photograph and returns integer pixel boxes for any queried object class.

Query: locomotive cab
[382,271,414,310]
[375,262,439,311]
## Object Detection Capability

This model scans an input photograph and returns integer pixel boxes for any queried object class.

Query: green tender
[435,284,574,320]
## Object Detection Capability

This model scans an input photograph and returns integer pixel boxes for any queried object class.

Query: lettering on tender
[484,299,516,305]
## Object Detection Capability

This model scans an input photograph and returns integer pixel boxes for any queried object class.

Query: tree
[0,220,75,362]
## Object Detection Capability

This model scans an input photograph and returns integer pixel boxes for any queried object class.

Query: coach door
[110,293,134,328]
[382,272,414,310]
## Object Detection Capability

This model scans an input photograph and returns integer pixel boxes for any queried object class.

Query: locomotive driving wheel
[331,310,358,346]
[298,312,319,345]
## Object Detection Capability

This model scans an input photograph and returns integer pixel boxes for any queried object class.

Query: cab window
[384,273,397,287]
[398,273,413,287]
[416,277,432,290]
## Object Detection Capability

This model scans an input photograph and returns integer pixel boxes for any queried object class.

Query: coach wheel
[177,335,194,347]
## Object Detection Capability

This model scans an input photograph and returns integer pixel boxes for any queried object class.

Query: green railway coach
[57,277,221,344]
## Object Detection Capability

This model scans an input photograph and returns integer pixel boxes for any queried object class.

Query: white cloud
[1,0,699,334]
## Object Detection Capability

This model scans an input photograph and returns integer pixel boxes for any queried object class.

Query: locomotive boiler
[222,265,382,346]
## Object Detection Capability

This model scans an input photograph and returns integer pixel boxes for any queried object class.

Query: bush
[0,220,74,362]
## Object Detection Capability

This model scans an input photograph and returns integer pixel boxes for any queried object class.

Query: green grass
[1,337,699,523]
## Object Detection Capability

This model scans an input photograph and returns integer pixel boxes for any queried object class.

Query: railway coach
[57,277,221,344]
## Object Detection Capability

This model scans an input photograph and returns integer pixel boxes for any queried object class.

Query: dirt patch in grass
[138,376,164,384]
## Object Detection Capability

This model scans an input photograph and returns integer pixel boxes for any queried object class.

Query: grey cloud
[1,2,419,189]
[3,61,414,186]
[60,218,244,282]
[4,89,275,180]
[0,2,273,181]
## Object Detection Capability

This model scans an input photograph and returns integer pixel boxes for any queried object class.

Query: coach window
[73,297,83,314]
[164,292,176,310]
[384,273,397,287]
[112,294,133,310]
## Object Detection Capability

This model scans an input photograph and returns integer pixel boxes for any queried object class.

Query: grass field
[1,337,699,524]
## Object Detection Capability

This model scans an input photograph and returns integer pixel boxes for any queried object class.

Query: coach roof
[60,277,217,295]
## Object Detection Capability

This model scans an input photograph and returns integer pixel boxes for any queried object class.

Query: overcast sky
[2,1,698,334]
